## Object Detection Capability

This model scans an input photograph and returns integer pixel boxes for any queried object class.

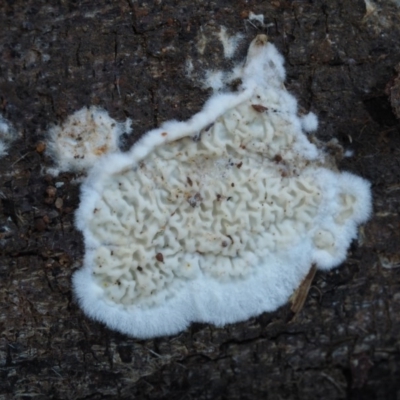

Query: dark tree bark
[1,1,400,399]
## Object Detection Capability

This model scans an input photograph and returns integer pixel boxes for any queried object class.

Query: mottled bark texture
[388,63,400,119]
[1,1,400,399]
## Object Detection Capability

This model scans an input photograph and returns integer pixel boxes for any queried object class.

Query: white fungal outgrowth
[203,69,225,91]
[301,112,318,132]
[0,115,17,158]
[46,106,132,176]
[248,12,265,26]
[73,35,372,338]
[216,26,244,59]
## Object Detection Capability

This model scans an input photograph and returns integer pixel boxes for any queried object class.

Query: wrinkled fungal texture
[74,35,372,338]
[89,98,325,307]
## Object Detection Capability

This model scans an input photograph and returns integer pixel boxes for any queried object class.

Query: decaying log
[1,1,400,398]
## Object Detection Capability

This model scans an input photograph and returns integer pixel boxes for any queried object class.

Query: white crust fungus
[73,35,372,338]
[46,106,132,176]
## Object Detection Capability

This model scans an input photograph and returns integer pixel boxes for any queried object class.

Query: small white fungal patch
[196,29,208,55]
[364,0,377,15]
[363,0,397,27]
[0,115,16,159]
[185,58,194,78]
[216,26,244,59]
[344,149,354,158]
[46,106,132,176]
[248,12,265,26]
[203,70,225,91]
[73,35,372,338]
[301,112,318,132]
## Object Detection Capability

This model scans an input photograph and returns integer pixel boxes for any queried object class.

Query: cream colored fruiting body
[88,90,324,308]
[73,35,372,338]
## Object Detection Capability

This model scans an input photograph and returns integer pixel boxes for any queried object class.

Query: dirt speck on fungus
[94,144,109,156]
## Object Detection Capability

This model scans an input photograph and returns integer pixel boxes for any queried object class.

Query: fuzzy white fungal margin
[46,106,132,176]
[73,35,372,338]
[202,69,225,92]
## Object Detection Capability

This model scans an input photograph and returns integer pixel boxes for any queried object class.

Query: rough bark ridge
[1,1,400,399]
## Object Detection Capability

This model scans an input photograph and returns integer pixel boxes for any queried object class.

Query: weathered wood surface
[1,1,400,399]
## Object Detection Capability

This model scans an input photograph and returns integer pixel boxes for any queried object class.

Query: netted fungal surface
[73,35,371,338]
[89,99,326,307]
